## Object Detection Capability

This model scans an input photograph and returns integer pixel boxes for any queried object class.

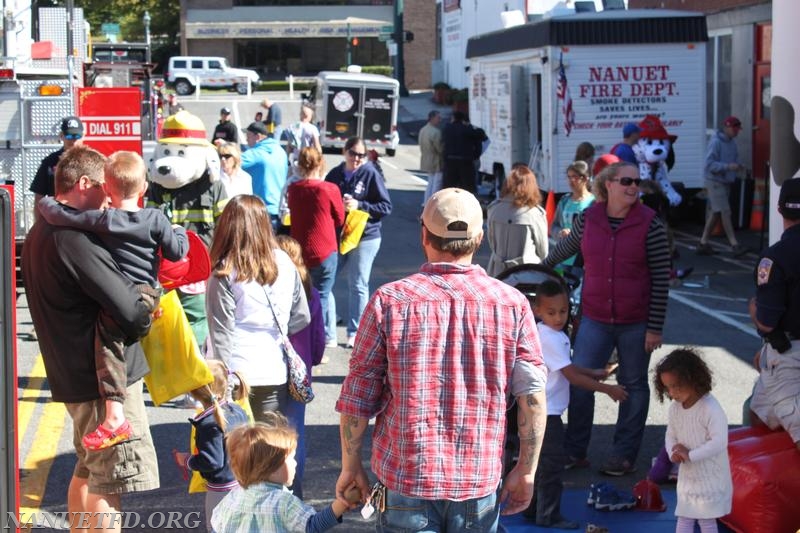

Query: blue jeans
[340,236,381,336]
[284,399,306,499]
[564,317,650,463]
[377,487,499,532]
[309,251,338,342]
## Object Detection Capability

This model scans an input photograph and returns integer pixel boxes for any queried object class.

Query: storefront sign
[186,21,387,39]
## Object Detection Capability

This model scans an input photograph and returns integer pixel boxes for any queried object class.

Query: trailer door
[361,87,394,145]
[510,66,529,168]
[324,85,361,141]
[528,73,543,182]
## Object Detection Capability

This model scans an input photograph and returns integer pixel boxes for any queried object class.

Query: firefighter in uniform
[749,177,800,451]
[147,111,228,347]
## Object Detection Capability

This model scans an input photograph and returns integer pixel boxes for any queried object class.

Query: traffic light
[404,31,414,43]
[351,37,360,47]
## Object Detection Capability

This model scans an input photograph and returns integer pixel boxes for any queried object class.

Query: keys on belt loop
[362,482,386,519]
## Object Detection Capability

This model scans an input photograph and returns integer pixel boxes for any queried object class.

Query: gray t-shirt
[38,197,189,286]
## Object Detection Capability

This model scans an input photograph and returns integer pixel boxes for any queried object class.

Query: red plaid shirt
[336,262,545,500]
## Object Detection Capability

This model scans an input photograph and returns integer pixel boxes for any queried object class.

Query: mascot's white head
[634,114,677,165]
[633,114,682,206]
[150,110,220,190]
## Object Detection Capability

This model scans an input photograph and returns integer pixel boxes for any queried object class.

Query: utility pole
[143,11,151,64]
[346,22,352,67]
[394,0,408,96]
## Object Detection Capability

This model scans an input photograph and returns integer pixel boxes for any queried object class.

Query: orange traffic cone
[750,179,765,231]
[545,190,556,231]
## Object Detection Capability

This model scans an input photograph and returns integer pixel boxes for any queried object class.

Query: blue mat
[500,488,735,532]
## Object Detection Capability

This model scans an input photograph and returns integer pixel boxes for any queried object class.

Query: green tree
[74,0,179,47]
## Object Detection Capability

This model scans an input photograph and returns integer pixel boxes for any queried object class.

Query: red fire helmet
[158,230,211,290]
[633,478,667,512]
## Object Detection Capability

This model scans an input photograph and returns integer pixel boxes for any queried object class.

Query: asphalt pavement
[13,89,767,532]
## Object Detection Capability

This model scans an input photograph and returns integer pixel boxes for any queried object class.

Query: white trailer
[466,9,708,195]
[303,70,400,156]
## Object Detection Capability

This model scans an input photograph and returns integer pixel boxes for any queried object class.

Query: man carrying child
[23,145,158,531]
[37,150,188,451]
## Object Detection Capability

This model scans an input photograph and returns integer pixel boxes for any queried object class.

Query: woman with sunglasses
[544,161,671,477]
[325,137,392,348]
[217,142,253,198]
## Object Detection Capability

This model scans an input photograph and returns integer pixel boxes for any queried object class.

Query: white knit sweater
[665,393,732,519]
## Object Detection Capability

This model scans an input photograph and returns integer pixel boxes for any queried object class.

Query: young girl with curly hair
[653,348,732,533]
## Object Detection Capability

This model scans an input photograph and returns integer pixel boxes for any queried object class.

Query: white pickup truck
[166,56,259,95]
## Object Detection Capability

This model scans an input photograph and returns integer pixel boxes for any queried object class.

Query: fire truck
[0,4,86,270]
[1,3,153,282]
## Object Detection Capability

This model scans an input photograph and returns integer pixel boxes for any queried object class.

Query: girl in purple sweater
[276,235,325,499]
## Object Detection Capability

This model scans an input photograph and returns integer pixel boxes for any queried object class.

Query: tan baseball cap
[421,188,483,239]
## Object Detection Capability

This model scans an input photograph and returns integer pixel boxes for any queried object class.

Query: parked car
[166,56,259,95]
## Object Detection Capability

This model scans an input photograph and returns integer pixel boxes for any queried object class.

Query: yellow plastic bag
[339,209,369,255]
[188,396,255,494]
[140,290,213,406]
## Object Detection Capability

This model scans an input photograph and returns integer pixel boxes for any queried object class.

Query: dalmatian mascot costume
[633,114,682,206]
[147,110,228,346]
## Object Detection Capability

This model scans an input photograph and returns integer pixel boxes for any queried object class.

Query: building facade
[435,0,608,90]
[179,0,434,90]
[630,0,771,226]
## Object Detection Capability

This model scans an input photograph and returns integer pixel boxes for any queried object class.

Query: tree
[74,0,179,47]
[73,0,179,70]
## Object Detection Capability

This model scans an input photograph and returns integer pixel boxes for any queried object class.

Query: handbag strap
[262,286,290,345]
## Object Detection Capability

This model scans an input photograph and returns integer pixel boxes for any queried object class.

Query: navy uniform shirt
[29,148,65,197]
[754,223,800,335]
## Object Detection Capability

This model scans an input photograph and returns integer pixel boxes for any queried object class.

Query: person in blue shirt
[325,137,392,348]
[611,122,640,165]
[241,121,288,229]
[697,116,747,257]
[211,413,360,532]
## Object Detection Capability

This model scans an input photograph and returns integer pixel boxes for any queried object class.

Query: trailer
[466,9,708,195]
[303,70,400,156]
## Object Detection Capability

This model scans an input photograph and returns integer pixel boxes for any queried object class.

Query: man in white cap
[211,107,238,145]
[335,188,548,530]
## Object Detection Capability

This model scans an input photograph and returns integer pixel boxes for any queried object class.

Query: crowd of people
[20,100,800,533]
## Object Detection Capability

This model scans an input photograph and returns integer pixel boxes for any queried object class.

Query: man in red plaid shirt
[335,188,548,531]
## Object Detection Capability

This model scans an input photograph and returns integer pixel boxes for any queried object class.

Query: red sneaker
[82,420,133,451]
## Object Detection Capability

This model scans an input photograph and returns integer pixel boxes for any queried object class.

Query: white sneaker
[346,335,356,348]
[325,339,338,348]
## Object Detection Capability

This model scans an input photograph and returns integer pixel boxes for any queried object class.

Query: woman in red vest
[544,162,671,476]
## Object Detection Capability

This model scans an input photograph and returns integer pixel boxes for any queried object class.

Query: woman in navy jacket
[325,137,392,347]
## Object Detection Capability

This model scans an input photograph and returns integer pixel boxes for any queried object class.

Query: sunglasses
[347,149,367,159]
[220,154,234,160]
[610,177,642,187]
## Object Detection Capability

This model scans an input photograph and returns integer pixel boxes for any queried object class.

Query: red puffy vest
[580,201,656,324]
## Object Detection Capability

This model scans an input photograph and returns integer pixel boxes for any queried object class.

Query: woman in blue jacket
[325,137,392,347]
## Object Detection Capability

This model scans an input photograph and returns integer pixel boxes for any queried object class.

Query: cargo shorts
[750,342,800,444]
[65,380,160,495]
[704,179,732,214]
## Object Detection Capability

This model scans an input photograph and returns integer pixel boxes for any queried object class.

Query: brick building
[177,0,434,90]
[402,0,436,90]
